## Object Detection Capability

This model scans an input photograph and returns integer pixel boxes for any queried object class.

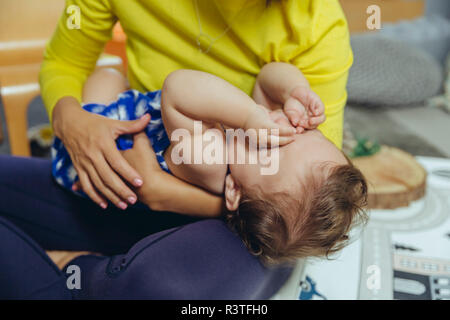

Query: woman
[0,0,352,298]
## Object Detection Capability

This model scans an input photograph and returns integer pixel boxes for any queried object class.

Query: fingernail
[128,196,136,205]
[100,202,107,209]
[118,201,128,210]
[134,178,143,186]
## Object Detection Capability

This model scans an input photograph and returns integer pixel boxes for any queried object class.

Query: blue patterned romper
[51,89,171,192]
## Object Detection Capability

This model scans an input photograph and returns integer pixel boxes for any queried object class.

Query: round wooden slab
[352,146,427,209]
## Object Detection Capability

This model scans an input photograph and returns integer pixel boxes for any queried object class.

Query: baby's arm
[253,62,325,132]
[253,62,310,107]
[161,69,295,146]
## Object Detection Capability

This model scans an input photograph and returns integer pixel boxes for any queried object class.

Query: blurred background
[342,0,450,159]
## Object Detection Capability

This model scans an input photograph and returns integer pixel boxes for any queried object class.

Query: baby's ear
[224,174,242,211]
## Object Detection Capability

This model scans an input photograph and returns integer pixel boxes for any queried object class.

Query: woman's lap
[0,215,71,299]
[0,155,199,254]
[0,213,279,299]
[0,155,290,299]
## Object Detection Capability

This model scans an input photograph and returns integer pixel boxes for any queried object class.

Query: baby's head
[224,129,368,265]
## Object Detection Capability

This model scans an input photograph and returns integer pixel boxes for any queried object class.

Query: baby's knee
[163,69,192,92]
[82,68,128,105]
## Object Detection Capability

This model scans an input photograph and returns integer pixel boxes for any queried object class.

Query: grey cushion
[347,35,443,106]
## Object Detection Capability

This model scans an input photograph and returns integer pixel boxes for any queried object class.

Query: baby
[52,63,368,265]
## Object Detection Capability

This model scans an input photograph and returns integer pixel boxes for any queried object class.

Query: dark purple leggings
[0,155,291,299]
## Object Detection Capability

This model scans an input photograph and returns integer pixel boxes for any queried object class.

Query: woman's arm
[121,133,224,217]
[40,0,117,117]
[40,1,151,209]
[141,172,224,217]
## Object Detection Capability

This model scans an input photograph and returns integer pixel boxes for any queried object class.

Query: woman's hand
[121,132,224,216]
[120,132,165,206]
[52,96,150,210]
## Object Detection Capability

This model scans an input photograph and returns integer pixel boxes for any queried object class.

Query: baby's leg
[82,68,129,105]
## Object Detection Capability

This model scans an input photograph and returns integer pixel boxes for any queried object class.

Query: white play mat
[273,156,450,300]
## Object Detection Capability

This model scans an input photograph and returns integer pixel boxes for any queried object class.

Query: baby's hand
[283,86,325,133]
[243,104,295,147]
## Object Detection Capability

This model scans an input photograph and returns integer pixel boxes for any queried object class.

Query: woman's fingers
[72,145,137,208]
[72,181,81,191]
[115,114,150,136]
[77,169,107,209]
[102,139,143,188]
[102,115,150,189]
[85,162,128,210]
[93,150,138,206]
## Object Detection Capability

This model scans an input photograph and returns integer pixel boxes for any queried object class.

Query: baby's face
[228,128,348,194]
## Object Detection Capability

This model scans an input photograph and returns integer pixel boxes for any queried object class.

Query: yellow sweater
[40,0,352,148]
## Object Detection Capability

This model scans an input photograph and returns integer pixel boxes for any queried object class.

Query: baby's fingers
[296,126,304,134]
[267,134,295,147]
[308,114,326,128]
[284,109,301,127]
[275,124,296,136]
[290,86,324,117]
[262,118,295,137]
[252,129,294,148]
[284,97,306,127]
[311,97,325,117]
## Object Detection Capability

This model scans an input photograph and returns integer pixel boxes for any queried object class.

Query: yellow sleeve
[284,0,353,149]
[39,0,116,122]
